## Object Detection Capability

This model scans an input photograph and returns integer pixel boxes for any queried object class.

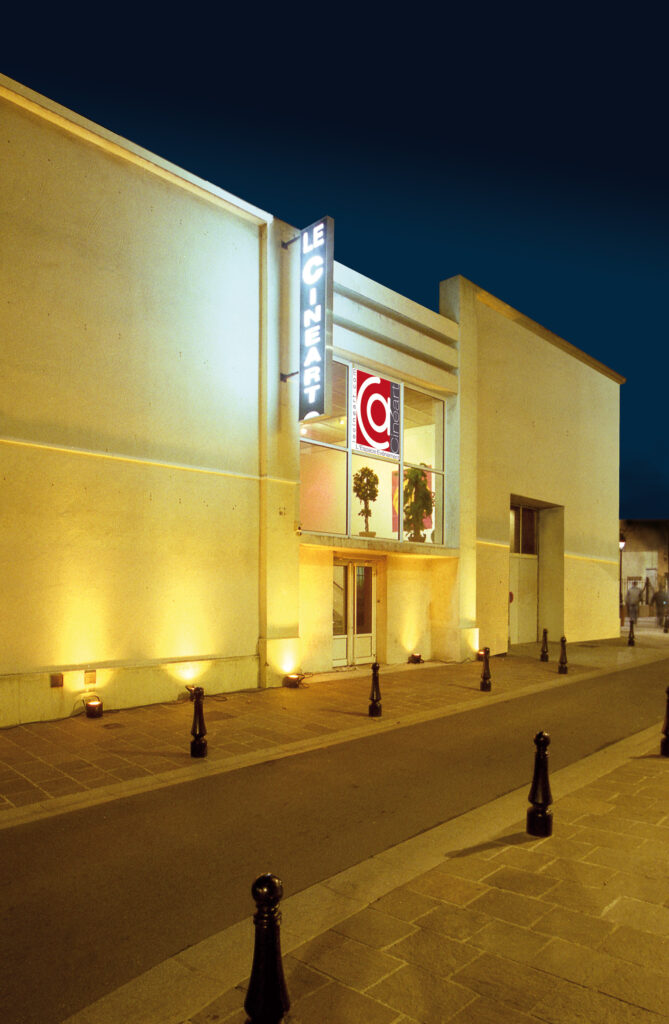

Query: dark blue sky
[2,10,666,517]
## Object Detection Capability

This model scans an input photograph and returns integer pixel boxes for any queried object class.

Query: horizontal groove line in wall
[0,436,297,487]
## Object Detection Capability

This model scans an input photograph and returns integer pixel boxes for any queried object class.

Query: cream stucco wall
[0,81,278,723]
[299,547,334,672]
[442,278,621,651]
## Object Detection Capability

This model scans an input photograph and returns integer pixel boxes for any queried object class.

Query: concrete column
[440,276,479,660]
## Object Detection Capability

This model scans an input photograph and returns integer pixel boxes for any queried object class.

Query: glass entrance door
[333,561,376,666]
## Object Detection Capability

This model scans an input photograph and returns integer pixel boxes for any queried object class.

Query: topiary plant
[403,466,434,542]
[353,466,379,534]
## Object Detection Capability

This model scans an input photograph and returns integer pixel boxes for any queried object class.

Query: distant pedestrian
[652,585,668,625]
[625,582,642,624]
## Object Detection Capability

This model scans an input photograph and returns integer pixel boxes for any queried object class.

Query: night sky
[2,12,666,518]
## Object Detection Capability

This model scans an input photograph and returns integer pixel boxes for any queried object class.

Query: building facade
[0,76,623,726]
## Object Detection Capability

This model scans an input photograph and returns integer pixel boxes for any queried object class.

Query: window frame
[299,359,446,544]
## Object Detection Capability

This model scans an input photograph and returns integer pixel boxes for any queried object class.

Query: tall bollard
[189,685,208,758]
[664,615,669,635]
[558,636,568,675]
[628,621,635,647]
[369,662,382,717]
[540,629,549,663]
[661,687,669,758]
[480,647,491,691]
[244,874,290,1024]
[527,731,553,837]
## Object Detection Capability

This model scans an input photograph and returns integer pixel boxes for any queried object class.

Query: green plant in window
[353,466,379,536]
[403,466,434,542]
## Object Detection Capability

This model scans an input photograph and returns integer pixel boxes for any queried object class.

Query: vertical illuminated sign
[299,217,333,420]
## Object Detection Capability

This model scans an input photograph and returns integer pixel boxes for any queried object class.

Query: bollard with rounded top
[661,687,669,758]
[369,662,382,717]
[558,636,568,674]
[540,629,549,662]
[628,621,635,647]
[527,731,553,837]
[480,647,491,691]
[244,873,290,1024]
[189,685,207,758]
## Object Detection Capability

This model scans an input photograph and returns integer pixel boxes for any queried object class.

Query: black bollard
[558,636,568,675]
[527,730,553,837]
[480,647,491,691]
[661,687,669,758]
[369,661,382,717]
[628,621,635,647]
[540,629,549,663]
[189,685,208,758]
[664,615,669,635]
[244,873,290,1024]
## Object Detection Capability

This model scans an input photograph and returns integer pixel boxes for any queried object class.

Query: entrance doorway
[333,561,377,666]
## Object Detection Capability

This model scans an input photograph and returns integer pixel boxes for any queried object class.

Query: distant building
[0,75,624,725]
[619,519,669,613]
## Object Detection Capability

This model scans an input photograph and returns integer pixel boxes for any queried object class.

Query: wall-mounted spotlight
[407,653,423,664]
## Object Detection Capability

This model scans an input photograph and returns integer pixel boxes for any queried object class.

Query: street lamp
[619,533,626,623]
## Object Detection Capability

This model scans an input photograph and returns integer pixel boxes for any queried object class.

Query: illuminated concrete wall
[0,78,278,724]
[298,547,333,671]
[442,277,622,652]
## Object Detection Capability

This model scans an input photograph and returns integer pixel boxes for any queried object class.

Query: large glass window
[298,360,347,447]
[351,454,397,540]
[300,361,445,544]
[403,387,444,468]
[300,443,347,534]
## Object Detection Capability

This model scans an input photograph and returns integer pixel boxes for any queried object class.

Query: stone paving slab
[60,723,669,1024]
[174,737,668,1024]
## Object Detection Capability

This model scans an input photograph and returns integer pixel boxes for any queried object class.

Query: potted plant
[403,466,434,542]
[353,466,379,536]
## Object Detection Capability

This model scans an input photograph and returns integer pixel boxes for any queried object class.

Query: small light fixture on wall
[407,653,423,664]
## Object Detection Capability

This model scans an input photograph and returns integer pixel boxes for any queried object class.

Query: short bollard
[661,686,669,758]
[540,628,549,662]
[558,636,568,675]
[628,621,635,647]
[188,685,207,758]
[527,730,553,837]
[480,647,491,691]
[244,874,290,1024]
[369,661,382,717]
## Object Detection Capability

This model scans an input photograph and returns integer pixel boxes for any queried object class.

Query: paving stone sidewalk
[2,629,667,826]
[183,742,669,1024]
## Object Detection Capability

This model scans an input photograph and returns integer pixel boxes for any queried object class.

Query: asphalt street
[2,660,667,1024]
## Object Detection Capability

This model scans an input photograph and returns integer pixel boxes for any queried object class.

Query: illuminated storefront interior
[299,361,445,544]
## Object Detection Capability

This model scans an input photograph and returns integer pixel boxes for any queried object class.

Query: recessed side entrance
[333,560,377,666]
[509,500,565,644]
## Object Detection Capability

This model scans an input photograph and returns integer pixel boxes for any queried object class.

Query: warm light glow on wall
[271,638,301,676]
[170,661,207,683]
[400,614,422,656]
[54,590,111,668]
